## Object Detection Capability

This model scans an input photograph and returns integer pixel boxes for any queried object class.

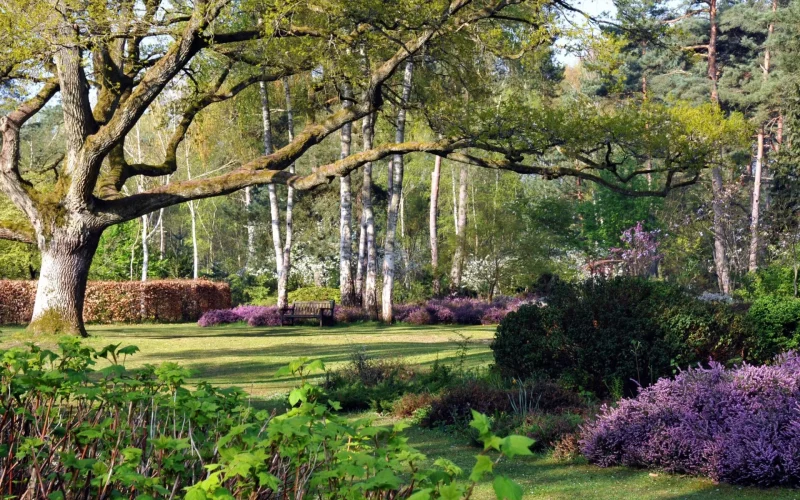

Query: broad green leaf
[407,489,432,500]
[469,410,491,436]
[500,435,535,458]
[493,475,523,500]
[470,455,494,482]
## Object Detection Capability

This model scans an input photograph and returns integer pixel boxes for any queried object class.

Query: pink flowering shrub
[198,305,280,327]
[581,353,800,486]
[246,308,281,327]
[199,296,532,327]
[394,297,531,326]
[406,307,433,325]
[335,306,370,323]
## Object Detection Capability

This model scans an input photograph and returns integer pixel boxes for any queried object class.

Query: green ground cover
[2,322,798,499]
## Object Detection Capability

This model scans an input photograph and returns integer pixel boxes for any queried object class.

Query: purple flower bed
[394,296,531,326]
[581,353,800,487]
[335,306,370,323]
[199,296,532,327]
[198,305,280,327]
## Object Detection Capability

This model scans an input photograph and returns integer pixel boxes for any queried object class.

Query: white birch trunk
[381,62,413,322]
[260,82,283,278]
[339,85,355,306]
[355,114,371,305]
[362,114,379,317]
[277,77,295,309]
[749,127,765,273]
[748,2,775,273]
[430,152,442,295]
[450,164,468,292]
[141,213,149,281]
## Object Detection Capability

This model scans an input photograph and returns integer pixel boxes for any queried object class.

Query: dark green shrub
[747,295,800,360]
[492,277,756,397]
[491,304,569,381]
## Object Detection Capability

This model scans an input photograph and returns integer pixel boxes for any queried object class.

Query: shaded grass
[2,322,799,498]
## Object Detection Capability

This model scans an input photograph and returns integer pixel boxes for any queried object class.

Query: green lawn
[2,322,798,499]
[0,322,496,398]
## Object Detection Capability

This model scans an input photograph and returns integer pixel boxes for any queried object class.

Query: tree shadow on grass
[138,348,492,387]
[88,322,493,341]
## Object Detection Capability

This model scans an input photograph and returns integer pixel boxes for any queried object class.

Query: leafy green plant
[1,340,533,499]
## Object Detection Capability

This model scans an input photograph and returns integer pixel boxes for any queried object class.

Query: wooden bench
[280,300,335,326]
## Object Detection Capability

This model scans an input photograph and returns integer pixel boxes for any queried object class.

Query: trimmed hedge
[0,279,230,325]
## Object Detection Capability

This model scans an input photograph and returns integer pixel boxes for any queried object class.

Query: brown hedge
[0,280,231,325]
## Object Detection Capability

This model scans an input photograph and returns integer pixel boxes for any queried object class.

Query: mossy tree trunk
[30,224,102,337]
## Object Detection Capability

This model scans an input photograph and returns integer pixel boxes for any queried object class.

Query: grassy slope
[2,322,798,499]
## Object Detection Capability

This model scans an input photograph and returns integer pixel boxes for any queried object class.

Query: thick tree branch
[0,80,60,225]
[444,151,699,197]
[98,138,468,222]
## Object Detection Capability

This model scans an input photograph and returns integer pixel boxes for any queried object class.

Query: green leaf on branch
[499,435,535,458]
[493,475,524,500]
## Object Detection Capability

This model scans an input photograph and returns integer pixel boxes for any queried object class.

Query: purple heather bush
[392,296,531,326]
[198,305,281,327]
[197,309,241,327]
[581,353,800,487]
[335,306,370,323]
[246,309,281,327]
[200,296,530,327]
[406,307,433,325]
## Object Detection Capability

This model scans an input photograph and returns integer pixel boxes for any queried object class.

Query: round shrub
[427,304,455,324]
[335,306,369,323]
[491,304,569,380]
[581,353,800,487]
[197,308,241,327]
[481,307,507,325]
[492,277,757,397]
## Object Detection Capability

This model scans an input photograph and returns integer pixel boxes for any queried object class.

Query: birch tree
[450,164,468,292]
[430,151,442,295]
[382,62,414,322]
[339,86,355,306]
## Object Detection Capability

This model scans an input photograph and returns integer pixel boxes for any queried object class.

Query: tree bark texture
[706,0,730,293]
[30,227,101,337]
[749,128,765,273]
[450,164,468,292]
[278,78,296,310]
[260,82,283,279]
[430,152,442,295]
[339,85,355,306]
[381,62,413,322]
[711,167,731,294]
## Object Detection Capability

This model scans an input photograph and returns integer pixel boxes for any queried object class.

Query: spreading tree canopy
[0,0,747,334]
